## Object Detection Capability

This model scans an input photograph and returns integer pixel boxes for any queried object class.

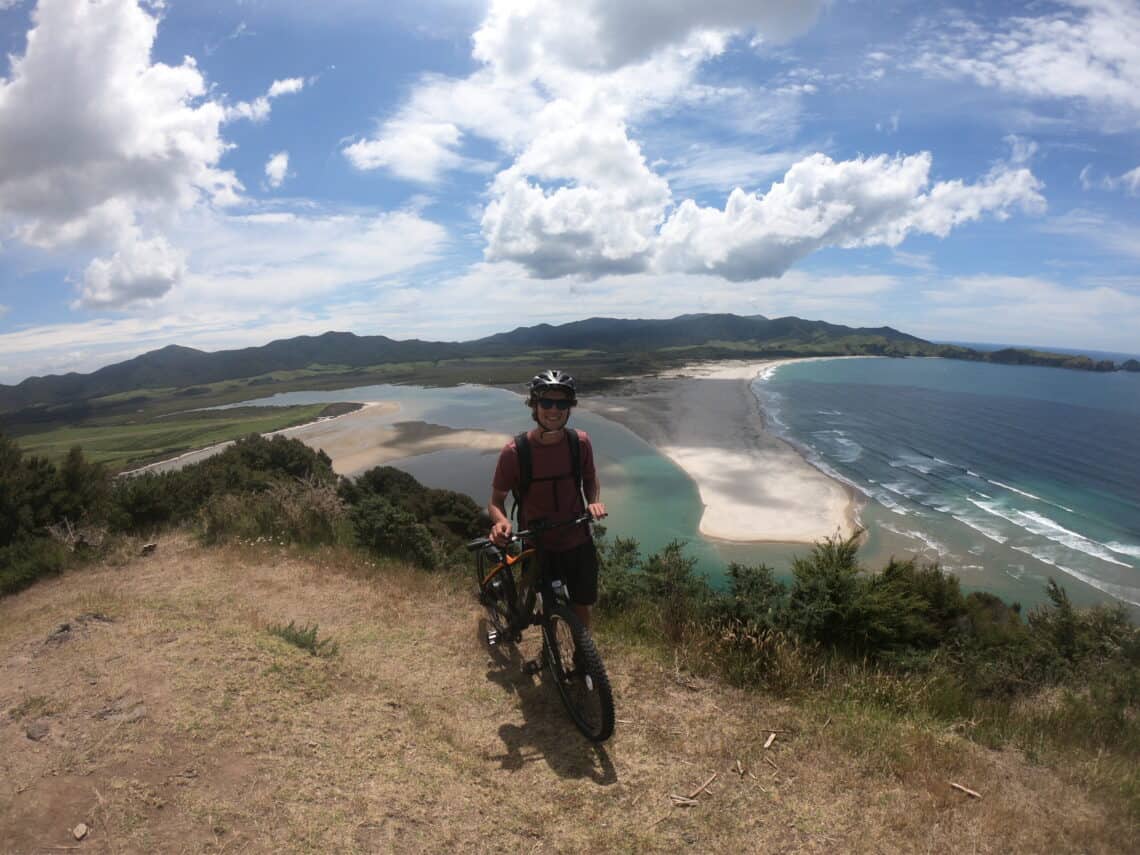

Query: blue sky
[1,0,1138,383]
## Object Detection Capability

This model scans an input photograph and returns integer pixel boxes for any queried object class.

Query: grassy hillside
[1,533,1135,853]
[2,433,1137,852]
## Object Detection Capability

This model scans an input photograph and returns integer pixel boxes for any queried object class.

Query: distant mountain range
[2,313,1136,416]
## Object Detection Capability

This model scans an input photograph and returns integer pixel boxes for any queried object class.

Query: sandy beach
[582,360,858,544]
[127,365,855,545]
[282,403,509,475]
[130,401,510,477]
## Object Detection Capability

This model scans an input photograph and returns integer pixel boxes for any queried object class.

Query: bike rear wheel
[542,604,615,742]
[475,549,516,642]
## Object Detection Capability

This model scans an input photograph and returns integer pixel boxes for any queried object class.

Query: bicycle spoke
[543,605,614,742]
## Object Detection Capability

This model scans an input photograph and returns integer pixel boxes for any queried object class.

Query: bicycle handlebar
[465,512,603,553]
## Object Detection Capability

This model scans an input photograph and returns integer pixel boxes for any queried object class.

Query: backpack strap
[510,431,531,521]
[565,427,585,505]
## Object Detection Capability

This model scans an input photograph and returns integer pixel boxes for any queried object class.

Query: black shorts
[541,541,599,606]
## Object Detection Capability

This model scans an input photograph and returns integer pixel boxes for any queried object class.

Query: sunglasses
[537,398,572,411]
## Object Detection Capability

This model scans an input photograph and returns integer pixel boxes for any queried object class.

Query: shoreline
[122,359,861,545]
[580,358,862,544]
[125,401,509,477]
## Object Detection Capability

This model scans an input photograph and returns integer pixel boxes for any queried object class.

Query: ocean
[216,357,1140,611]
[755,357,1140,611]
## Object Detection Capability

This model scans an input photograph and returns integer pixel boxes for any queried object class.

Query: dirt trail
[0,535,1125,853]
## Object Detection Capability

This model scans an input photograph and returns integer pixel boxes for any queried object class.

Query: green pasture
[15,404,336,471]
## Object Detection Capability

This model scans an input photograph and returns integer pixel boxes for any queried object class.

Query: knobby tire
[476,549,516,642]
[542,603,615,742]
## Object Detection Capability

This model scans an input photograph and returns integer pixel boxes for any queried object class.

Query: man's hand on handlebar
[587,502,607,520]
[490,519,513,547]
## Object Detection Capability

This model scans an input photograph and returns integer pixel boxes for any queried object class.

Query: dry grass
[0,533,1133,853]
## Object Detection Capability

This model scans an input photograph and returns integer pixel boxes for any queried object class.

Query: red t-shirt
[493,428,597,552]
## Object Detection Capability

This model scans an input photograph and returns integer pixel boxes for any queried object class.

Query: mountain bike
[466,513,615,742]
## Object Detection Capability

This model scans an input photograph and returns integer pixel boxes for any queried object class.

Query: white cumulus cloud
[78,233,186,308]
[225,76,308,123]
[349,0,1045,284]
[0,0,244,310]
[344,118,466,183]
[265,152,289,188]
[0,0,236,251]
[267,77,305,98]
[344,1,822,185]
[472,0,822,75]
[491,151,1045,281]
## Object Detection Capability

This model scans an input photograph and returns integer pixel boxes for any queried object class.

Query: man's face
[534,388,571,430]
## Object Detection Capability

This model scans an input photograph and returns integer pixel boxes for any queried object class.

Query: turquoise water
[222,361,1140,611]
[757,358,1140,610]
[218,384,738,572]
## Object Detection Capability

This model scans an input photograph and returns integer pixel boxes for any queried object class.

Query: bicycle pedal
[521,659,542,676]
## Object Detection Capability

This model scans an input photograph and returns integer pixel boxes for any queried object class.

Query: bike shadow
[478,619,617,785]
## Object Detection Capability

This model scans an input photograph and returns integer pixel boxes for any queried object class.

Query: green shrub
[717,561,786,629]
[267,620,339,657]
[639,540,712,642]
[109,471,181,531]
[349,495,438,569]
[596,535,643,613]
[0,539,68,596]
[339,465,483,545]
[199,480,347,546]
[785,536,968,655]
[112,434,337,533]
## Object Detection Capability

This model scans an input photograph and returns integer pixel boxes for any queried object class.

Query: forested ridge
[4,313,1135,417]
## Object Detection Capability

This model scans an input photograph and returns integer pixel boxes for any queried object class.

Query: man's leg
[573,603,591,630]
[566,540,598,631]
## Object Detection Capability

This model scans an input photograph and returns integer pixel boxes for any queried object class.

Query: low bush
[267,620,339,657]
[0,538,69,596]
[349,495,439,569]
[199,479,348,547]
[339,465,484,544]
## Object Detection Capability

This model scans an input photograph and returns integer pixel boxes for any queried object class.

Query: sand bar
[582,360,858,544]
[282,404,508,476]
[128,401,509,477]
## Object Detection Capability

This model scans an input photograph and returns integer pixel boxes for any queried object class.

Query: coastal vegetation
[10,402,360,470]
[3,431,1137,827]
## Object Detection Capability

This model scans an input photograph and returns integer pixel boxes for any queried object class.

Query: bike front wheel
[475,549,516,642]
[542,604,615,742]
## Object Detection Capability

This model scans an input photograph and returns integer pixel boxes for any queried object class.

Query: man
[488,369,606,628]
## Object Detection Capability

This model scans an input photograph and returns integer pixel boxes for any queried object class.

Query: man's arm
[582,439,606,520]
[488,488,512,546]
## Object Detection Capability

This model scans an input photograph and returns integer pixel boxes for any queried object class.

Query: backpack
[510,429,584,521]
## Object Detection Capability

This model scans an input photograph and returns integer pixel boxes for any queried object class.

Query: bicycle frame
[468,513,593,638]
[467,512,615,742]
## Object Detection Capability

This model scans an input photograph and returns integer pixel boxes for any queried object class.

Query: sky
[0,0,1138,384]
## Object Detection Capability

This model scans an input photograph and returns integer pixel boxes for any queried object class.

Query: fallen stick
[735,759,744,777]
[765,756,779,771]
[764,733,777,749]
[670,795,699,806]
[688,771,718,799]
[950,782,982,799]
[761,728,792,734]
[822,716,832,728]
[648,813,670,828]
